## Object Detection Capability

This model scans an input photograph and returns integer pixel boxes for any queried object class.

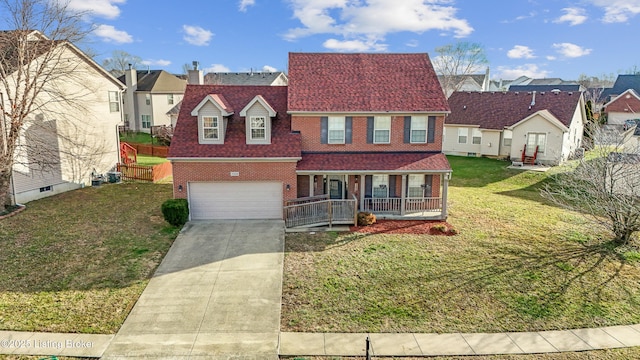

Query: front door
[526,133,546,156]
[329,178,343,199]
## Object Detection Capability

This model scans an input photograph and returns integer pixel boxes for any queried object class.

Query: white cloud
[284,0,473,51]
[406,39,419,48]
[507,45,535,59]
[93,24,132,43]
[67,0,126,19]
[552,42,592,58]
[204,64,231,73]
[546,55,557,61]
[589,0,640,23]
[554,7,588,25]
[262,65,277,72]
[323,38,387,52]
[495,64,550,79]
[239,0,255,11]
[141,59,172,67]
[182,25,213,46]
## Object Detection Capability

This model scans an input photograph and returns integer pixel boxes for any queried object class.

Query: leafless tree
[542,124,640,246]
[432,41,488,97]
[102,50,142,77]
[0,0,113,210]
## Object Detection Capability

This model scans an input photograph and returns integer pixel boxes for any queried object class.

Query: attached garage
[188,182,283,220]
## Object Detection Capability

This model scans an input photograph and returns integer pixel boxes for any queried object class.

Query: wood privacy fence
[117,162,172,182]
[123,142,169,158]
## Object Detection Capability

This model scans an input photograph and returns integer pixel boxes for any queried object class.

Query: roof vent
[530,91,536,107]
[551,89,561,94]
[568,91,573,95]
[463,105,467,110]
[515,92,519,95]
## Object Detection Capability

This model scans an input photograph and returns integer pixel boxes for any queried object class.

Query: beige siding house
[444,91,586,165]
[1,31,125,204]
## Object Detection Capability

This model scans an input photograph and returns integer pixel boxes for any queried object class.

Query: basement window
[39,185,52,192]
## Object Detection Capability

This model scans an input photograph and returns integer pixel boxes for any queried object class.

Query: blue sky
[63,0,640,80]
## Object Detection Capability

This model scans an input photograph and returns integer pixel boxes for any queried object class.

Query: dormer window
[250,116,266,140]
[203,116,219,140]
[241,95,276,145]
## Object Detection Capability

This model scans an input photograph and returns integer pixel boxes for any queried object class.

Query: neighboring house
[603,89,640,127]
[0,30,125,204]
[204,71,288,86]
[119,68,186,132]
[444,90,586,165]
[508,84,583,93]
[600,74,640,103]
[437,68,491,97]
[169,53,452,223]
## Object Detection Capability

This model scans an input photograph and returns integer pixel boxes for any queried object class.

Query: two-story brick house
[169,53,452,224]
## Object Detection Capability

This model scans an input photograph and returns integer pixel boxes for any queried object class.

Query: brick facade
[172,161,298,202]
[606,94,640,113]
[291,115,445,152]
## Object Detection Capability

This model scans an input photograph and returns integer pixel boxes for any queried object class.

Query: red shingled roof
[169,85,301,158]
[288,53,450,113]
[297,152,451,172]
[447,91,582,129]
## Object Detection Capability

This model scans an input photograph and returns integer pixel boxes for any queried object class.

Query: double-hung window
[408,175,425,198]
[372,174,388,198]
[141,114,151,129]
[458,128,468,144]
[411,116,427,143]
[167,94,174,105]
[108,91,120,112]
[145,94,151,105]
[250,116,266,140]
[203,116,219,139]
[328,116,345,144]
[374,116,391,143]
[472,129,482,145]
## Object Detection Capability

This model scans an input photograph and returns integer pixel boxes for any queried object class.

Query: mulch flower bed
[350,220,457,235]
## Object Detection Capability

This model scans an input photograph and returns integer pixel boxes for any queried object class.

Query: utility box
[107,171,122,183]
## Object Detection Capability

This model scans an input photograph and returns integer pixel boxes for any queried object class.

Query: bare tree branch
[432,41,489,97]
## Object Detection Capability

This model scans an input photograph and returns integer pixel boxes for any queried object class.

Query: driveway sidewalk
[101,220,285,360]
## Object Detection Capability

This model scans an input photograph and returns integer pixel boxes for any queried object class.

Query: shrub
[161,199,189,227]
[431,224,447,232]
[447,228,459,235]
[357,212,376,226]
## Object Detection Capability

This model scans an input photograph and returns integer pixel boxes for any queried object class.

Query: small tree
[432,41,488,97]
[542,124,640,246]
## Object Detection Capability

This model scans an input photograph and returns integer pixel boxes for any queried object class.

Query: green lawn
[136,154,168,166]
[119,131,153,144]
[281,156,640,333]
[0,183,179,334]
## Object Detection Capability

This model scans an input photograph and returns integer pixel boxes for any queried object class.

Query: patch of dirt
[350,219,457,235]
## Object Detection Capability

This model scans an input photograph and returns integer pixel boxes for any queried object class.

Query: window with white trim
[458,128,468,144]
[141,114,151,129]
[410,116,427,143]
[527,132,546,154]
[372,174,388,198]
[472,128,482,145]
[145,94,151,105]
[167,94,174,105]
[328,116,345,144]
[108,91,120,112]
[408,174,425,198]
[203,116,219,139]
[503,129,512,146]
[250,116,266,140]
[374,116,391,143]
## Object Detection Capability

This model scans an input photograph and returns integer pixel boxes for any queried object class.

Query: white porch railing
[362,197,442,214]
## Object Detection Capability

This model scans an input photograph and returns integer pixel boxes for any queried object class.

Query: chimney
[188,60,203,85]
[124,64,137,89]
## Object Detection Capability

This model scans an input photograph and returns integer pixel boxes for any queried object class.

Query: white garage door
[188,182,283,220]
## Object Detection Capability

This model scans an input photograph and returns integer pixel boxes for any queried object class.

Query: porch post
[442,172,449,219]
[309,175,314,197]
[400,174,407,216]
[359,174,365,211]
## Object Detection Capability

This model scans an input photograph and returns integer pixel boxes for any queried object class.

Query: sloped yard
[0,183,179,334]
[282,156,640,333]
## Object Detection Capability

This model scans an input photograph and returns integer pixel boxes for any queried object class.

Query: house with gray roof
[204,71,288,86]
[600,74,640,103]
[119,68,187,132]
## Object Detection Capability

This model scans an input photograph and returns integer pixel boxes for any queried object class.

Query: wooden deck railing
[284,195,357,228]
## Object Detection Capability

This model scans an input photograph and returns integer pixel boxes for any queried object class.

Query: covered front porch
[285,152,452,227]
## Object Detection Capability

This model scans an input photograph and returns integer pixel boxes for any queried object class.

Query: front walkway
[101,220,285,360]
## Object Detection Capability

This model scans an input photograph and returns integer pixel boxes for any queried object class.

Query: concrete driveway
[102,220,284,359]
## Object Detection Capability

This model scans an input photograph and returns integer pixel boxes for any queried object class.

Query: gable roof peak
[190,93,234,116]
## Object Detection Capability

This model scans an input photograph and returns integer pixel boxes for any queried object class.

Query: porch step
[523,156,536,165]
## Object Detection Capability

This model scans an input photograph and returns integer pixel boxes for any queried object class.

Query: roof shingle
[446,91,582,130]
[288,53,449,113]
